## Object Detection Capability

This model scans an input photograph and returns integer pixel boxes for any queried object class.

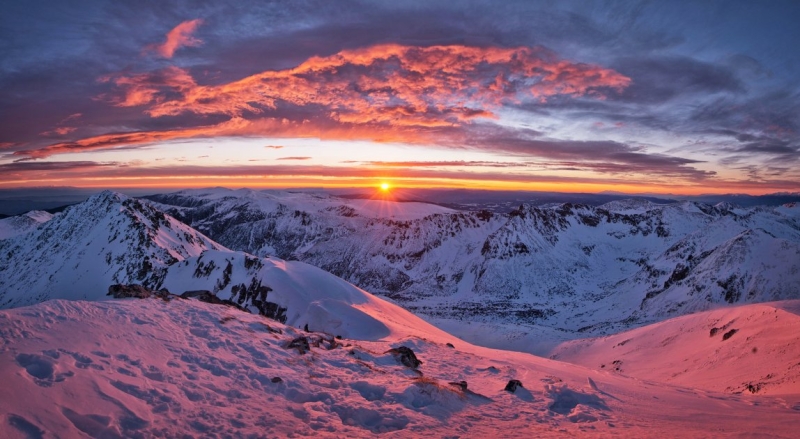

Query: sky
[1,0,800,195]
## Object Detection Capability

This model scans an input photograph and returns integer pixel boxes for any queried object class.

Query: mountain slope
[549,301,800,395]
[0,191,222,309]
[0,210,53,240]
[149,189,800,339]
[2,298,799,438]
[161,249,460,343]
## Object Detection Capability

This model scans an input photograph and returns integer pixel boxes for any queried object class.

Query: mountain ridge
[147,189,800,343]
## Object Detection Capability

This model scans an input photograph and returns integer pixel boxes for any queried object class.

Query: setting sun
[380,182,391,191]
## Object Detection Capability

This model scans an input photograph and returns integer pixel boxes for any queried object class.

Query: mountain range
[143,188,800,345]
[3,188,799,348]
[1,188,799,436]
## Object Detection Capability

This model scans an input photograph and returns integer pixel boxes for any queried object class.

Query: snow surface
[550,300,800,395]
[2,189,800,436]
[2,298,799,438]
[0,210,53,240]
[148,190,800,346]
[0,191,222,308]
[162,249,461,343]
[154,187,454,220]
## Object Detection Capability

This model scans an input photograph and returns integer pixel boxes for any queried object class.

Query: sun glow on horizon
[380,182,391,192]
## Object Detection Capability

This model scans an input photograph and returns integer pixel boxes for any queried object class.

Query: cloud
[265,145,284,149]
[7,42,730,184]
[0,161,118,181]
[17,115,713,181]
[59,113,82,124]
[2,162,795,194]
[40,127,77,137]
[364,160,527,168]
[98,66,197,107]
[18,117,253,159]
[146,19,204,59]
[104,44,630,127]
[276,156,311,161]
[611,56,743,104]
[0,161,115,171]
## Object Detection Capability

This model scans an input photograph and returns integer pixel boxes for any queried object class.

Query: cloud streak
[146,19,204,59]
[2,161,795,194]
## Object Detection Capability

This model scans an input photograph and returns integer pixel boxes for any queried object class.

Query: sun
[380,182,391,191]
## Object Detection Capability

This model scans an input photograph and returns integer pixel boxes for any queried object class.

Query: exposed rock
[449,380,468,391]
[286,337,310,354]
[180,290,249,313]
[107,284,173,301]
[722,329,738,341]
[271,377,283,383]
[446,342,455,348]
[386,346,422,368]
[505,379,523,392]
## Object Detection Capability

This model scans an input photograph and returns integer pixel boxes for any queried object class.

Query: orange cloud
[98,66,196,107]
[146,19,204,59]
[108,44,630,127]
[40,127,77,137]
[3,161,796,195]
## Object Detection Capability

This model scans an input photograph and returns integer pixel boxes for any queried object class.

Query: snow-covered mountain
[3,187,799,352]
[0,210,53,240]
[2,297,798,438]
[0,191,222,308]
[549,300,800,395]
[2,188,799,436]
[161,249,460,343]
[0,189,460,345]
[148,188,800,340]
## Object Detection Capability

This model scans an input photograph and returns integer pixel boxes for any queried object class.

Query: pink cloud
[40,127,77,137]
[108,44,630,127]
[147,19,204,59]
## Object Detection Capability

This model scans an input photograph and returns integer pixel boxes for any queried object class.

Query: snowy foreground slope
[2,298,800,438]
[550,300,800,395]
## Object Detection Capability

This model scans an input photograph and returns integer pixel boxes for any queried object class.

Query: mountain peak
[0,194,222,308]
[88,189,128,204]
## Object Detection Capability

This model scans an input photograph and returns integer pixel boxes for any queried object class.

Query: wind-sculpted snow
[2,298,799,437]
[0,191,222,308]
[149,189,800,341]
